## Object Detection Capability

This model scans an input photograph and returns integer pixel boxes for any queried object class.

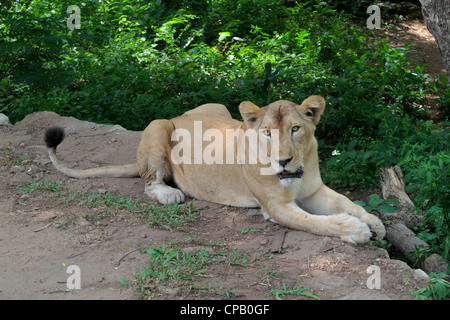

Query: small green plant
[147,201,200,231]
[269,282,320,300]
[118,276,129,285]
[410,272,450,300]
[134,240,222,295]
[228,249,250,266]
[261,264,280,279]
[17,178,64,194]
[194,281,239,298]
[354,194,400,214]
[1,145,29,166]
[241,228,260,234]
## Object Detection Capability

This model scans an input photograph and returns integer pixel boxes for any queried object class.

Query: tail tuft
[45,127,65,149]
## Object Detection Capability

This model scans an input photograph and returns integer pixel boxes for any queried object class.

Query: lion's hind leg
[183,103,232,118]
[145,182,185,205]
[137,119,186,205]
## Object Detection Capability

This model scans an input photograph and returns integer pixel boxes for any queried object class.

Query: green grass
[133,239,324,300]
[133,240,263,298]
[228,249,251,266]
[17,179,201,230]
[134,240,226,297]
[17,178,64,194]
[137,241,217,284]
[269,282,320,300]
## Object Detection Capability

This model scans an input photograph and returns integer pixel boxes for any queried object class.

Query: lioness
[45,96,385,244]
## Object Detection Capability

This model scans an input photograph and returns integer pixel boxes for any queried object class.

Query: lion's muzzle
[277,167,304,180]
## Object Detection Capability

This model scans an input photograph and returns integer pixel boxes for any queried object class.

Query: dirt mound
[0,112,429,300]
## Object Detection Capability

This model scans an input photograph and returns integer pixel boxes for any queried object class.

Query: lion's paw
[329,213,371,245]
[146,184,185,205]
[360,214,386,240]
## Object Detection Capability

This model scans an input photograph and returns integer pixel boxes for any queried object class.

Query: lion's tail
[44,127,140,179]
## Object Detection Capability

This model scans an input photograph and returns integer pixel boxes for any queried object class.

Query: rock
[0,113,10,126]
[422,253,449,276]
[10,165,25,174]
[157,285,183,296]
[412,269,430,281]
[35,210,58,222]
[338,288,392,300]
[107,228,119,237]
[11,172,33,185]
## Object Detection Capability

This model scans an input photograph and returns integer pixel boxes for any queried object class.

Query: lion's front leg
[300,185,386,240]
[265,202,371,244]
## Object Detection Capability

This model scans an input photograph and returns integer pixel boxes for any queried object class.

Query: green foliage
[354,194,400,214]
[400,138,450,259]
[320,0,378,17]
[410,272,450,300]
[1,0,435,128]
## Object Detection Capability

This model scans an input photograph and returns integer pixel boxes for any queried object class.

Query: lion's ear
[298,95,325,125]
[239,101,262,126]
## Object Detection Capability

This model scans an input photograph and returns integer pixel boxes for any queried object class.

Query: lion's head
[239,95,325,180]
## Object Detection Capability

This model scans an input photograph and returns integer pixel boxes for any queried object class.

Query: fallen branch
[385,221,428,263]
[116,248,142,267]
[33,222,52,232]
[380,166,448,275]
[380,166,414,209]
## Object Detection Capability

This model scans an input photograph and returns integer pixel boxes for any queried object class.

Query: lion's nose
[277,157,293,167]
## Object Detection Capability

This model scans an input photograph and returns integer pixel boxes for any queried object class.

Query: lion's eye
[262,129,271,137]
[291,125,301,133]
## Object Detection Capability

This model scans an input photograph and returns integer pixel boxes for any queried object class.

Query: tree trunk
[420,0,450,85]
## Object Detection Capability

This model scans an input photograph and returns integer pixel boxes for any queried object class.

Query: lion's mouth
[277,168,304,180]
